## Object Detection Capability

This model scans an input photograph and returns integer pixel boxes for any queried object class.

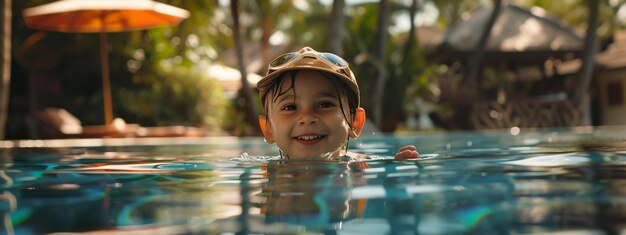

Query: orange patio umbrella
[23,0,190,126]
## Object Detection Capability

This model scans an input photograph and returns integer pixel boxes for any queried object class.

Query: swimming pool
[1,126,626,234]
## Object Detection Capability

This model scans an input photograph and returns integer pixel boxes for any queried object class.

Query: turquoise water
[1,127,626,234]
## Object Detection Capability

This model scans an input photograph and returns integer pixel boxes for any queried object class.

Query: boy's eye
[281,104,296,111]
[319,101,336,108]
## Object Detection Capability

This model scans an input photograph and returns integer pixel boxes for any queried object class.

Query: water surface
[1,127,626,234]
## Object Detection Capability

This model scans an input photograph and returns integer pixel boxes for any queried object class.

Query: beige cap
[257,47,359,109]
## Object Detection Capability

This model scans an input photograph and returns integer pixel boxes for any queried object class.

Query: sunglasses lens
[321,53,348,68]
[269,53,297,69]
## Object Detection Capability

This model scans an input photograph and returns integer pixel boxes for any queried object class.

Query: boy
[257,47,418,161]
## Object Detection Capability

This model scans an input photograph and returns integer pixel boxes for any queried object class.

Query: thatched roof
[436,3,584,64]
[595,31,626,70]
[558,31,626,75]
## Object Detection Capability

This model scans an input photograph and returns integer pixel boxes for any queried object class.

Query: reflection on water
[1,128,626,234]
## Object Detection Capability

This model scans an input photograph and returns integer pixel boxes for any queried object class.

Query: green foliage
[109,17,231,132]
[341,2,432,131]
[12,0,626,137]
[513,0,622,40]
[116,66,227,132]
[432,0,484,27]
[253,1,331,49]
[13,0,234,132]
[344,3,385,112]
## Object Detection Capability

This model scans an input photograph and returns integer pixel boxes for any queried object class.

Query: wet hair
[261,70,358,129]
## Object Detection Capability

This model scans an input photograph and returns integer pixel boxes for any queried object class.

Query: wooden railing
[471,99,580,129]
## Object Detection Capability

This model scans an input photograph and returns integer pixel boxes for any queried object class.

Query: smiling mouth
[295,135,324,141]
[294,135,326,144]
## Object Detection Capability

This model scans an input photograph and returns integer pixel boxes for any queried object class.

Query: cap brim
[259,59,358,96]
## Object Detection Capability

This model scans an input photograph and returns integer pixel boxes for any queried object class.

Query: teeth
[297,135,322,141]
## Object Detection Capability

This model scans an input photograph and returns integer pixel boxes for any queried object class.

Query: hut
[593,31,626,125]
[431,3,585,129]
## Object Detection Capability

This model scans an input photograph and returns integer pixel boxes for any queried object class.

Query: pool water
[1,127,626,234]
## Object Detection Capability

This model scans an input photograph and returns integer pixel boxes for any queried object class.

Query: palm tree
[0,0,10,139]
[372,0,390,128]
[245,1,300,67]
[402,0,418,64]
[575,0,600,126]
[256,0,271,65]
[231,0,259,134]
[466,0,502,89]
[327,0,345,54]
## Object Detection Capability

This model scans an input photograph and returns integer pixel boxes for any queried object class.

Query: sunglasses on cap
[267,50,351,77]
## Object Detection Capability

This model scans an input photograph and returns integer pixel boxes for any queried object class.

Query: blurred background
[2,0,626,140]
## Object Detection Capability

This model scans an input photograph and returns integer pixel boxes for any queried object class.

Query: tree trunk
[466,0,501,90]
[259,0,271,66]
[0,0,11,140]
[372,0,389,129]
[575,0,599,126]
[402,0,418,63]
[230,0,259,135]
[327,0,345,54]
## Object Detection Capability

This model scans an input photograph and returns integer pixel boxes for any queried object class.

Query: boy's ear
[259,114,275,143]
[350,108,366,138]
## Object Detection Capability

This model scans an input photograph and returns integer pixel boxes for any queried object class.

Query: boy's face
[259,70,364,160]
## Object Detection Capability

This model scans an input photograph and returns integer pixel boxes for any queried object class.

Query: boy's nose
[298,115,319,126]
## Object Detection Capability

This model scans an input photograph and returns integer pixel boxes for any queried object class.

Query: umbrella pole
[100,32,113,125]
